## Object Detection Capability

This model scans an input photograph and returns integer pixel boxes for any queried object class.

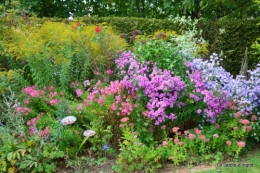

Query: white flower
[60,116,76,125]
[83,130,96,137]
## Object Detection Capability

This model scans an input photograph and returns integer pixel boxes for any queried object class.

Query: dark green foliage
[198,18,260,76]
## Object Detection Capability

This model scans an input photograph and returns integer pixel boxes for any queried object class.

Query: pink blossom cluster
[16,106,31,115]
[83,79,136,118]
[26,116,49,138]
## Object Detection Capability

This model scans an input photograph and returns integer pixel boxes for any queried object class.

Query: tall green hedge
[198,18,260,76]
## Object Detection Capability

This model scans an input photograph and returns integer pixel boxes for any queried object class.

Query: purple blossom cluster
[188,53,260,115]
[116,52,186,125]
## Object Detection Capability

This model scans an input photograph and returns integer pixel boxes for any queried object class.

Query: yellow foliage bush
[6,21,128,71]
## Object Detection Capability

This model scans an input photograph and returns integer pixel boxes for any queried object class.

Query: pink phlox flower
[77,103,83,111]
[50,92,57,98]
[49,86,54,92]
[16,107,24,113]
[50,99,59,105]
[106,69,114,75]
[121,117,129,123]
[110,103,117,111]
[98,96,104,104]
[24,107,31,115]
[76,88,83,97]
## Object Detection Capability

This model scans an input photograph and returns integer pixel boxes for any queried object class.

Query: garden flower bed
[0,20,260,173]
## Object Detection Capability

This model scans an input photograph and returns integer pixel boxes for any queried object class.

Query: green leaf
[7,152,13,161]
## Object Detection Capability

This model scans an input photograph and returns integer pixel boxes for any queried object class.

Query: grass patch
[199,151,260,173]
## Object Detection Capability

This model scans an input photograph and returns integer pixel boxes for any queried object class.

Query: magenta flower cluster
[116,52,186,125]
[187,68,229,123]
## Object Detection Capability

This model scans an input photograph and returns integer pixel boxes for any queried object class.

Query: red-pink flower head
[226,141,232,146]
[237,141,246,148]
[95,26,101,33]
[121,117,129,123]
[172,127,179,133]
[239,119,250,125]
[189,133,195,140]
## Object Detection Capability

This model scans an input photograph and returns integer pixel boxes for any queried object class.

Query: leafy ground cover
[0,16,260,173]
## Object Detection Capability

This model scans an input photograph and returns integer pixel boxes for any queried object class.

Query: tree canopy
[1,0,258,19]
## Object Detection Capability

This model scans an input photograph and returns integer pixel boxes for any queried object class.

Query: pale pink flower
[234,111,243,118]
[174,138,179,143]
[226,141,232,146]
[231,105,238,110]
[184,130,189,135]
[215,123,220,129]
[148,127,153,132]
[76,88,82,97]
[77,103,83,111]
[194,128,202,135]
[172,127,179,133]
[189,133,195,140]
[237,141,246,148]
[239,119,250,125]
[246,126,252,132]
[197,109,202,114]
[169,156,174,161]
[119,124,125,128]
[132,132,136,135]
[83,130,96,137]
[161,125,166,130]
[129,123,134,127]
[162,141,168,146]
[199,135,206,141]
[213,134,219,138]
[178,142,183,146]
[24,100,30,104]
[233,126,238,130]
[251,115,257,121]
[142,111,148,116]
[121,117,129,123]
